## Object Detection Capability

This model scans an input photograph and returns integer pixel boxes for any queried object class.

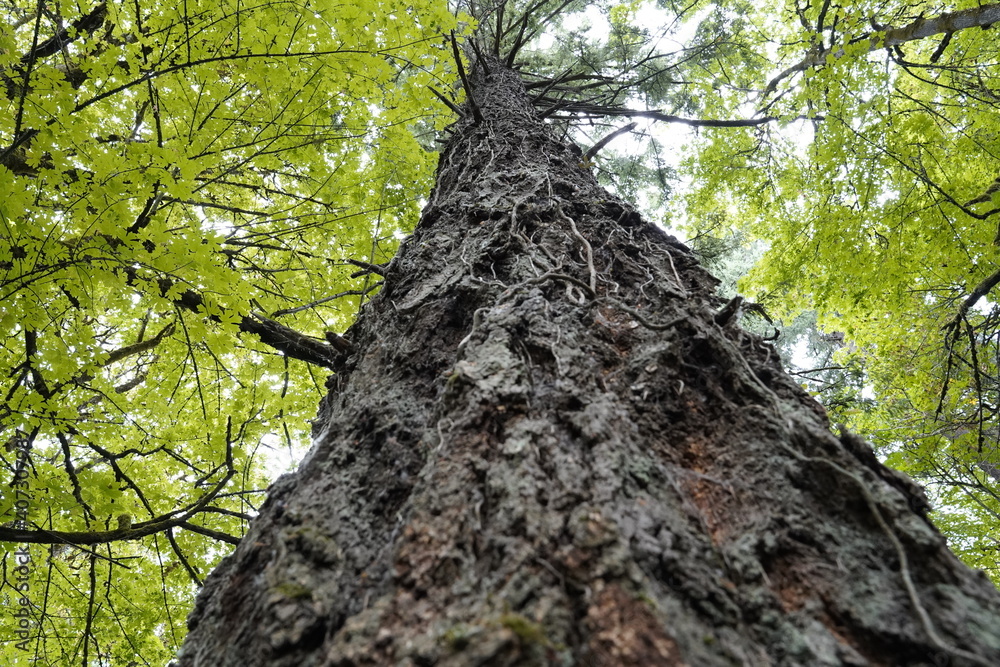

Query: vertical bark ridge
[177,57,1000,666]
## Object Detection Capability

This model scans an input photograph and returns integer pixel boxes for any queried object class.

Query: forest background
[1,0,999,663]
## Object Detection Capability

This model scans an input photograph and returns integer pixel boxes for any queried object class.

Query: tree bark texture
[176,59,1000,666]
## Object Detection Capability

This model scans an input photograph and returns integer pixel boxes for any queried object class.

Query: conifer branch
[544,101,811,127]
[528,66,577,104]
[494,0,505,56]
[503,0,536,65]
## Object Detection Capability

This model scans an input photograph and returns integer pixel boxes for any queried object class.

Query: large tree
[6,0,1000,663]
[175,17,1000,667]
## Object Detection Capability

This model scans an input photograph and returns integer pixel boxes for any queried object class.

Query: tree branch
[147,275,343,368]
[346,258,388,277]
[945,269,1000,334]
[178,521,241,546]
[0,494,236,545]
[547,100,810,127]
[451,32,483,124]
[19,2,107,63]
[584,122,636,161]
[762,3,1000,99]
[0,44,426,164]
[270,285,381,317]
[429,86,463,116]
[241,312,343,368]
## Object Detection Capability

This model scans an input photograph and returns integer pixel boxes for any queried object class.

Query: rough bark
[176,58,1000,666]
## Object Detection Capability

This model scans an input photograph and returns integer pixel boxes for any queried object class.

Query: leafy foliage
[1,0,458,661]
[675,0,1000,580]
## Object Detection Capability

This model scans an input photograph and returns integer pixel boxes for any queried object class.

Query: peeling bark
[176,58,1000,667]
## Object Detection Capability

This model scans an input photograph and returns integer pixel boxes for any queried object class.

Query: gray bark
[176,57,1000,666]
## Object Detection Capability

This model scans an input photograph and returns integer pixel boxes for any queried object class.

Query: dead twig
[451,32,483,124]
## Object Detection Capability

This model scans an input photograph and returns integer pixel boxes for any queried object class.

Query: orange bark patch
[585,584,688,666]
[765,553,825,614]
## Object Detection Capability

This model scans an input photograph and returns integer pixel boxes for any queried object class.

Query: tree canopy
[3,0,1000,662]
[1,0,458,662]
[674,0,1000,579]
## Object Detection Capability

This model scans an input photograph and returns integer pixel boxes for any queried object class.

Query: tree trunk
[176,59,1000,667]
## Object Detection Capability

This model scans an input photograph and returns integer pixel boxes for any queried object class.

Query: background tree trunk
[176,59,1000,666]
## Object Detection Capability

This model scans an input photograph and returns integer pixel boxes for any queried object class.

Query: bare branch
[346,258,388,277]
[271,285,381,317]
[429,85,463,116]
[178,521,240,546]
[451,32,483,124]
[584,122,637,161]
